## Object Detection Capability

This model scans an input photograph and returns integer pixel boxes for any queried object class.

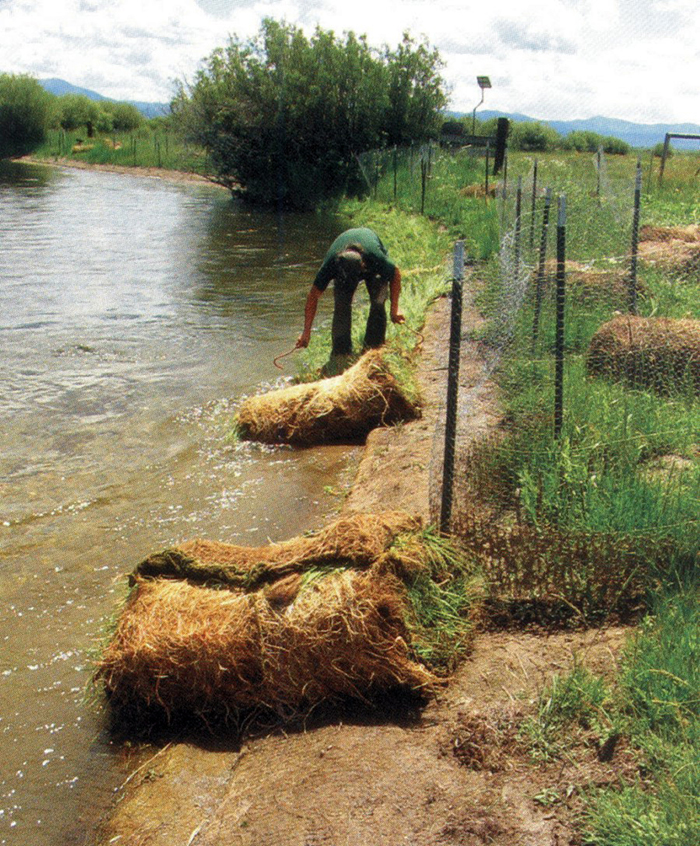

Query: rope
[273,345,300,370]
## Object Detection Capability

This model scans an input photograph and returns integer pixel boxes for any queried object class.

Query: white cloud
[0,0,698,122]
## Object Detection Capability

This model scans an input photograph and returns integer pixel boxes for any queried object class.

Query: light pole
[472,75,491,134]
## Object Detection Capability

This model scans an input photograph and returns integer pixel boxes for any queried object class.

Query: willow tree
[172,19,447,208]
[0,74,53,159]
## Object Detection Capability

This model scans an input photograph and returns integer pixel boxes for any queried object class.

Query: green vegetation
[520,664,613,762]
[514,590,699,845]
[359,144,501,257]
[394,527,482,673]
[471,150,699,577]
[31,126,211,175]
[305,147,696,843]
[0,73,53,158]
[472,115,632,155]
[171,18,447,207]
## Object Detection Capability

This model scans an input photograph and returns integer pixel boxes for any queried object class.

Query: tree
[57,94,100,133]
[172,19,447,208]
[101,101,144,132]
[0,73,53,158]
[383,33,447,147]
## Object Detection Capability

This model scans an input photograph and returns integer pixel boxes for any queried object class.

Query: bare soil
[94,291,637,846]
[17,155,228,189]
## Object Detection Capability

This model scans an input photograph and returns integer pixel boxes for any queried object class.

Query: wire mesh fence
[428,151,699,622]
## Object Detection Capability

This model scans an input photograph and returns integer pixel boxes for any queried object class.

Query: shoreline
[15,155,229,190]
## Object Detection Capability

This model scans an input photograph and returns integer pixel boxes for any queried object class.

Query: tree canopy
[172,19,447,208]
[0,73,53,158]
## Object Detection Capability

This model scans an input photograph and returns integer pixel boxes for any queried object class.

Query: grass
[30,127,213,176]
[513,585,698,845]
[392,526,482,673]
[519,664,614,762]
[468,146,699,565]
[358,144,501,258]
[583,587,700,846]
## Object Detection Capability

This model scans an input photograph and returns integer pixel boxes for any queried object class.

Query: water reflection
[0,159,57,192]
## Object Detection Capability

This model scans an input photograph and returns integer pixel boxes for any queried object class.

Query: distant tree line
[0,72,146,158]
[171,19,448,208]
[465,116,632,155]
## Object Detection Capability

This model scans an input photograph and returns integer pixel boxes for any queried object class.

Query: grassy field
[30,127,214,176]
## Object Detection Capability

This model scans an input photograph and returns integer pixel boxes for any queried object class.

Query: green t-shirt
[313,228,397,292]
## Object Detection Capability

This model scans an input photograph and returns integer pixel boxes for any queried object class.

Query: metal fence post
[554,195,567,440]
[440,241,465,535]
[658,133,671,185]
[629,159,642,314]
[514,176,522,283]
[484,142,490,199]
[529,158,538,251]
[531,187,552,352]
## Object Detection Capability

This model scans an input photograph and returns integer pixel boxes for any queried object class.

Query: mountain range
[39,78,699,149]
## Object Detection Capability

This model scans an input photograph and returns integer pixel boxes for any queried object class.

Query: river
[0,160,358,846]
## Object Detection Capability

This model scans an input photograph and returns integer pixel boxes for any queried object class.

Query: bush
[0,73,53,158]
[509,121,561,152]
[652,141,672,158]
[602,135,631,155]
[565,130,605,153]
[100,101,143,132]
[173,18,447,208]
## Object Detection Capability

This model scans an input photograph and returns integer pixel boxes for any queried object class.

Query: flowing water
[0,160,358,846]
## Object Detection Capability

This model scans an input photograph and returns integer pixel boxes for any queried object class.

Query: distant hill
[474,109,700,150]
[39,78,169,119]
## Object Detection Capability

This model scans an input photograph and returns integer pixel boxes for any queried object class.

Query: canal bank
[94,296,630,846]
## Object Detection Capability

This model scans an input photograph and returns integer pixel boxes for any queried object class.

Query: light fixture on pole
[472,75,492,134]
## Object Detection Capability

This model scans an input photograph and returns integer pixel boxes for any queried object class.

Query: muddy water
[0,161,357,846]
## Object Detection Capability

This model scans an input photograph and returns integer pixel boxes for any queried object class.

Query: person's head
[335,247,365,286]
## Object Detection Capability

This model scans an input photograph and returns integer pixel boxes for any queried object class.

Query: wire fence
[428,151,699,621]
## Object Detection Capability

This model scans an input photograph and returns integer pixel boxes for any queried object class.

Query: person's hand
[390,311,406,325]
[296,331,311,348]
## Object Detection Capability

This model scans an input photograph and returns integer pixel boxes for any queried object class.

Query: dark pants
[331,277,388,356]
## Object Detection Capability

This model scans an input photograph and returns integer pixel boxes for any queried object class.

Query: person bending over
[296,228,405,356]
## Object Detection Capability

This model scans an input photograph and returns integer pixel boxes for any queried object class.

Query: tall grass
[584,587,700,846]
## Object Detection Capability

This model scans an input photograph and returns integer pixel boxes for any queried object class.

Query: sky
[0,0,698,125]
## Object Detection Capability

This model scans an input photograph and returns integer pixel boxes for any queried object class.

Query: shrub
[0,73,53,158]
[510,121,561,152]
[172,19,448,208]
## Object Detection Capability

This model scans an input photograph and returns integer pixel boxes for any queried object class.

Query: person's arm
[296,285,324,347]
[389,267,405,324]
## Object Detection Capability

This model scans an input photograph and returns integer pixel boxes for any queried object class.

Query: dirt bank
[17,155,228,189]
[94,291,633,846]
